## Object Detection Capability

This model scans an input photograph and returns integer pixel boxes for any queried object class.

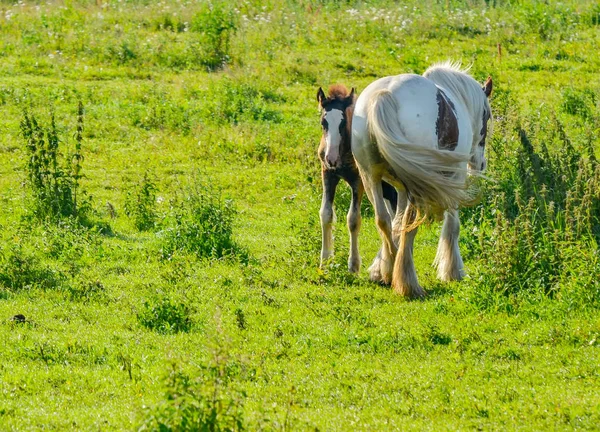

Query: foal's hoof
[348,257,361,273]
[320,252,334,269]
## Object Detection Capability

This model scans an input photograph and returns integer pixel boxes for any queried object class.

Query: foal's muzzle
[325,156,340,169]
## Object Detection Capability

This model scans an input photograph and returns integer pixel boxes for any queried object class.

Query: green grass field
[1,1,599,430]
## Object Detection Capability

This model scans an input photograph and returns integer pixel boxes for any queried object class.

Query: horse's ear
[482,76,493,98]
[317,87,326,106]
[345,87,356,106]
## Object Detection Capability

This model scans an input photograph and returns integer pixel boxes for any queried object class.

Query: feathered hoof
[434,257,465,282]
[393,279,426,299]
[368,256,392,285]
[437,268,464,282]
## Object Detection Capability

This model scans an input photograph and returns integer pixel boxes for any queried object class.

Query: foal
[317,85,397,272]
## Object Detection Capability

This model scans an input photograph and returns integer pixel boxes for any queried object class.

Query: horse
[317,85,398,272]
[351,62,493,298]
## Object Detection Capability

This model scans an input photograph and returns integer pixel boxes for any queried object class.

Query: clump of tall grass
[138,295,193,334]
[159,183,246,262]
[190,2,238,70]
[139,316,247,431]
[0,243,59,291]
[203,78,282,125]
[124,172,158,231]
[20,102,89,222]
[463,104,600,306]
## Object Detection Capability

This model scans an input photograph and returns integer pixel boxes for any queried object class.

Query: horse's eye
[321,119,328,130]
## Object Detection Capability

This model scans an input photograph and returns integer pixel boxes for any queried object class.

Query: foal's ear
[317,87,326,106]
[345,87,356,106]
[482,76,493,98]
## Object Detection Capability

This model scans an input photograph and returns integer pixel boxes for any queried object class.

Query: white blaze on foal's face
[323,108,344,168]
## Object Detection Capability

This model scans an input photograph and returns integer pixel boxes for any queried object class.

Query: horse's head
[470,76,493,172]
[317,85,356,169]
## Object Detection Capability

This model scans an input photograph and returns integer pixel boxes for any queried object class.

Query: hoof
[320,250,333,268]
[348,256,361,273]
[368,256,392,285]
[437,268,464,282]
[393,281,426,299]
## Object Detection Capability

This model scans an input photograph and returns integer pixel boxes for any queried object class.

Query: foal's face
[317,86,355,169]
[320,107,346,169]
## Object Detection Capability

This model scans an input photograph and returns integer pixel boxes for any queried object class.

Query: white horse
[351,62,492,298]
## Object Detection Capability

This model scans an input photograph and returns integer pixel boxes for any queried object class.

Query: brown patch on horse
[435,89,459,151]
[478,108,490,148]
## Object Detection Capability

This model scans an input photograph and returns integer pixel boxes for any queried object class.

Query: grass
[0,0,599,430]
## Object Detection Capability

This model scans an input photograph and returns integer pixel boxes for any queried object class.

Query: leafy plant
[138,295,193,334]
[124,172,158,231]
[160,183,246,261]
[20,102,89,222]
[0,243,59,291]
[561,88,596,120]
[190,3,238,70]
[205,79,281,125]
[463,108,600,303]
[140,332,246,431]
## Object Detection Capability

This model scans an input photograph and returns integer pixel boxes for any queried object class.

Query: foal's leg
[364,178,396,284]
[320,170,340,267]
[346,177,364,273]
[392,203,426,298]
[434,209,464,281]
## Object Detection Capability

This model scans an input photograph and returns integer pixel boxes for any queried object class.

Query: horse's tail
[367,88,474,226]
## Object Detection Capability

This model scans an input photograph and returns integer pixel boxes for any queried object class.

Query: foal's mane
[423,62,491,130]
[327,84,351,100]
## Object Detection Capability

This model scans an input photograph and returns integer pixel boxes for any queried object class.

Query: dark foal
[317,85,397,272]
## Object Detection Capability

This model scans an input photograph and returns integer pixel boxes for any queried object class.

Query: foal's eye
[321,119,328,130]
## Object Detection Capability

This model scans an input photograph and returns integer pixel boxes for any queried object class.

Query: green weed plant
[20,102,88,222]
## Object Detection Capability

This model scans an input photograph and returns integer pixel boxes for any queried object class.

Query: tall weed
[20,102,89,222]
[464,106,600,304]
[190,3,238,70]
[124,172,158,232]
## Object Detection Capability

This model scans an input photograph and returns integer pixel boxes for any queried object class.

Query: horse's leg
[346,176,364,273]
[390,189,407,246]
[382,181,399,216]
[434,209,464,281]
[320,169,340,267]
[392,203,426,298]
[372,186,405,276]
[364,178,396,284]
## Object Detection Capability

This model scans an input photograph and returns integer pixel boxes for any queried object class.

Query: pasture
[0,0,599,430]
